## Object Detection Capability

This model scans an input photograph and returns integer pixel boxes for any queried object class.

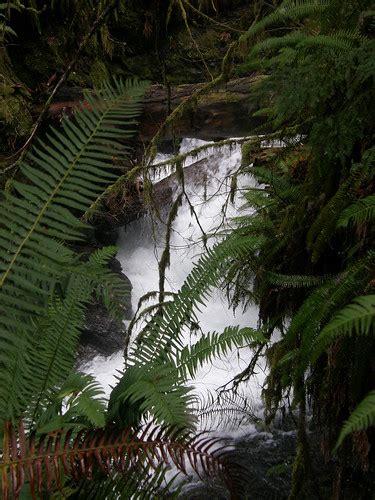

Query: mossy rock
[0,94,32,135]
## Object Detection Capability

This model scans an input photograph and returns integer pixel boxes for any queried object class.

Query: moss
[0,82,15,96]
[241,141,253,166]
[0,95,32,135]
[202,91,241,103]
[89,60,110,87]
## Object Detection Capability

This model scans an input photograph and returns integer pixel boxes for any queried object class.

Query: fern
[247,30,364,63]
[0,420,237,500]
[177,326,266,379]
[276,254,374,380]
[34,372,107,433]
[78,465,182,500]
[312,295,375,361]
[110,232,263,429]
[0,78,147,423]
[108,362,196,429]
[306,174,358,263]
[131,232,261,363]
[197,390,260,430]
[27,245,127,423]
[335,390,375,451]
[239,0,330,44]
[25,273,100,426]
[337,194,375,228]
[266,271,329,288]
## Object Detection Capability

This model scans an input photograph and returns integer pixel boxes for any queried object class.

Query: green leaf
[335,391,375,450]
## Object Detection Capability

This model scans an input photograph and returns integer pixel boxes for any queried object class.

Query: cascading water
[84,139,264,425]
[83,139,297,497]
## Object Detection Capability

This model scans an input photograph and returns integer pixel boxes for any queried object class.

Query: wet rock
[179,429,297,500]
[179,421,375,499]
[74,241,133,363]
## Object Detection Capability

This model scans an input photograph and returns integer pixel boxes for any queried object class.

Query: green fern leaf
[266,272,329,288]
[177,326,266,379]
[312,295,375,361]
[335,390,375,450]
[337,195,375,228]
[240,0,330,44]
[111,232,262,428]
[283,254,374,377]
[0,78,147,422]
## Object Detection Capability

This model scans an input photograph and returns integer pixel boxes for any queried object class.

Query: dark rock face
[77,251,133,363]
[179,429,297,500]
[179,421,375,500]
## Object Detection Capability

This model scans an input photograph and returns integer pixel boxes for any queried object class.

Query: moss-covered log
[38,76,264,142]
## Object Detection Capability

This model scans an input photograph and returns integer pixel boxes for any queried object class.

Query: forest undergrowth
[0,0,374,498]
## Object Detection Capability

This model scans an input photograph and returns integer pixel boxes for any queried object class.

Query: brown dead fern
[0,419,240,499]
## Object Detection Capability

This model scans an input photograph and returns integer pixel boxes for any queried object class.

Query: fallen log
[39,76,264,142]
[94,156,218,232]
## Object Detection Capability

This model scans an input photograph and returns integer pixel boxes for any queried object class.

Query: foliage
[230,0,375,488]
[0,0,374,496]
[335,391,375,450]
[337,194,375,228]
[1,420,236,500]
[108,235,265,430]
[0,76,245,497]
[132,0,375,493]
[313,295,375,361]
[0,78,147,426]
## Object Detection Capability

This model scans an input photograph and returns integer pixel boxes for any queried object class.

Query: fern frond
[1,78,146,306]
[248,32,306,57]
[130,232,262,366]
[266,271,329,288]
[306,174,358,263]
[112,363,195,429]
[86,247,131,320]
[0,420,236,499]
[335,390,375,451]
[312,295,375,361]
[111,232,262,429]
[0,78,147,422]
[296,32,364,51]
[337,194,375,228]
[283,254,374,375]
[177,326,266,379]
[57,372,107,428]
[25,273,96,425]
[239,0,330,44]
[248,31,363,60]
[79,464,182,500]
[197,390,260,430]
[34,372,107,434]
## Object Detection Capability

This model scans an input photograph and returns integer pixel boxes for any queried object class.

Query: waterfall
[83,138,266,436]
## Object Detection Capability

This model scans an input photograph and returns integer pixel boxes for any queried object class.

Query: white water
[84,139,266,436]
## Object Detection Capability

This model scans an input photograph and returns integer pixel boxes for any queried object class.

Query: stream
[83,139,299,498]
